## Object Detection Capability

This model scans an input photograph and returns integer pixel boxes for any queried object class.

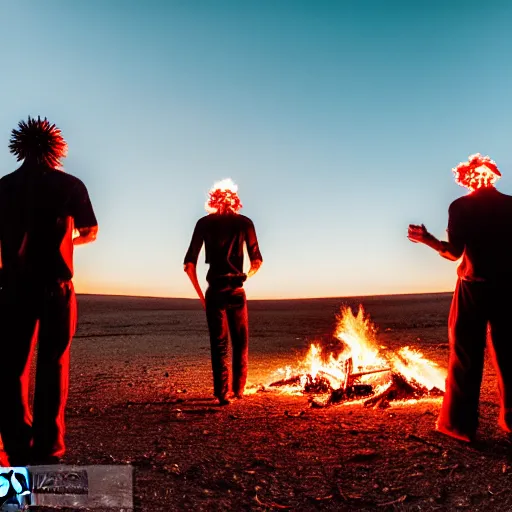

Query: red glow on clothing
[452,153,501,192]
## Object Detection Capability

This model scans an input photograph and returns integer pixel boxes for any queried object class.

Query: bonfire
[258,306,446,408]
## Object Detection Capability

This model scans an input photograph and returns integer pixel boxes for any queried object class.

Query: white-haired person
[184,180,262,405]
[0,116,98,465]
[408,154,512,443]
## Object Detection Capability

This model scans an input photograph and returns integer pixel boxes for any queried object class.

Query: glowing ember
[452,153,500,192]
[205,178,243,214]
[261,306,446,405]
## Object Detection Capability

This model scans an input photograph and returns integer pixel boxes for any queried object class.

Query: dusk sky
[1,1,512,299]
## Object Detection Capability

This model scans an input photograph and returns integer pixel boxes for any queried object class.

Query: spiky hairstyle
[9,116,68,168]
[205,178,243,214]
[452,153,501,192]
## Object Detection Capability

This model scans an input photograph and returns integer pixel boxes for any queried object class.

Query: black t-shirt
[184,213,262,285]
[0,164,97,283]
[447,187,512,282]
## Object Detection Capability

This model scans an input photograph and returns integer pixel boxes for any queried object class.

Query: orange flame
[391,347,445,392]
[334,306,386,372]
[266,306,446,401]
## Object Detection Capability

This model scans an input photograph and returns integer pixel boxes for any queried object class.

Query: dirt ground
[5,292,512,511]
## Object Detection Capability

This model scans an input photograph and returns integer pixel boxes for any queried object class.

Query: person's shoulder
[0,169,23,192]
[492,190,512,212]
[238,214,255,226]
[195,215,211,228]
[497,190,512,202]
[51,170,87,191]
[449,195,471,214]
[449,187,512,211]
[0,171,12,187]
[0,168,21,183]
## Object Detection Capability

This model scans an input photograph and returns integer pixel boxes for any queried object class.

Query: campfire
[255,306,446,408]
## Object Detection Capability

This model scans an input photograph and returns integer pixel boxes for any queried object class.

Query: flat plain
[6,292,512,511]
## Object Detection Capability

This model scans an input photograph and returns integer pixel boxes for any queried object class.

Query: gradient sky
[1,0,512,299]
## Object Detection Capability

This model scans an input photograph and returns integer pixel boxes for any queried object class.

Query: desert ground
[4,292,512,511]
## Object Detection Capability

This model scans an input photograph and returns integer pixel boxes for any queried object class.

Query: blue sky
[1,0,512,298]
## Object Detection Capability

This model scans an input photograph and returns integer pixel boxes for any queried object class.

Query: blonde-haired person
[409,154,512,443]
[184,180,262,405]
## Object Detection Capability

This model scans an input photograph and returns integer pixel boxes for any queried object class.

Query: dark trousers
[437,279,512,438]
[205,286,249,399]
[0,281,76,465]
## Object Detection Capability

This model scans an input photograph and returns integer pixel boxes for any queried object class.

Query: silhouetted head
[9,116,68,169]
[452,153,501,192]
[205,179,242,214]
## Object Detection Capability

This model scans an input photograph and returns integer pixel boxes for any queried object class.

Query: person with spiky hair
[184,179,262,405]
[0,116,98,465]
[408,154,512,443]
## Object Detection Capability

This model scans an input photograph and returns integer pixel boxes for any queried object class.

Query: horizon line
[75,290,454,301]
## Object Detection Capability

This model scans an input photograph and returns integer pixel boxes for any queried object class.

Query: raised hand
[408,224,429,244]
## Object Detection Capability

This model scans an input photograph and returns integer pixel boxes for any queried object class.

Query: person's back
[184,179,262,405]
[0,116,98,466]
[0,164,94,286]
[408,154,512,442]
[449,188,512,282]
[191,213,260,285]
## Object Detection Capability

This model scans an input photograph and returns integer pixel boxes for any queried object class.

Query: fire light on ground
[248,306,446,408]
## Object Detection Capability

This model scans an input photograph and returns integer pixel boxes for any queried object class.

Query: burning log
[328,384,374,404]
[264,306,446,407]
[269,367,391,403]
[349,367,392,381]
[268,364,443,406]
[303,375,332,394]
[363,373,442,408]
[269,374,333,393]
[269,375,302,388]
[316,369,342,386]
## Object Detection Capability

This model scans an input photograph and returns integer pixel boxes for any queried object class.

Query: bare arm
[407,224,463,261]
[184,262,205,309]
